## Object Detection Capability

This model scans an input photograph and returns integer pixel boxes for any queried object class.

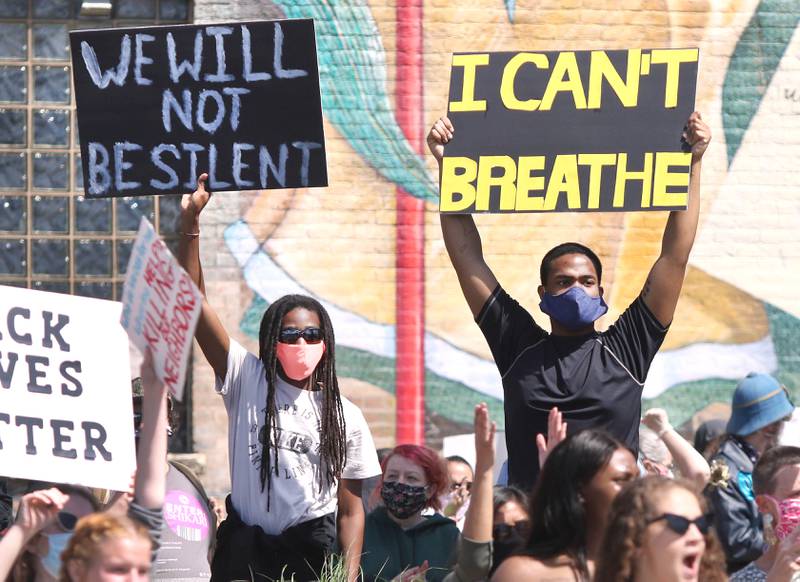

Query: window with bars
[0,0,193,452]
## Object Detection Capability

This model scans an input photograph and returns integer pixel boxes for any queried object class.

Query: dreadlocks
[257,294,347,510]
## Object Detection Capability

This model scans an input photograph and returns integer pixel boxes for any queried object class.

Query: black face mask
[491,521,529,573]
[381,481,429,520]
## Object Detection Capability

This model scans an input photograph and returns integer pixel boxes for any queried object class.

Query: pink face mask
[276,341,325,381]
[767,495,800,540]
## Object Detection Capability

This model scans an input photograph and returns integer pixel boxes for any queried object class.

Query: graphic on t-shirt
[164,490,210,542]
[260,426,313,454]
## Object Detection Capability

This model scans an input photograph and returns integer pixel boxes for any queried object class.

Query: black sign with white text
[70,19,328,198]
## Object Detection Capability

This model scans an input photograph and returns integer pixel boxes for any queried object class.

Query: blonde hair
[59,513,152,582]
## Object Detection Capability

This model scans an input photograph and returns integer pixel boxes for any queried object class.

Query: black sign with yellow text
[441,48,698,213]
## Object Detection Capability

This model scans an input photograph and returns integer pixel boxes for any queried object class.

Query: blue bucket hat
[726,373,794,436]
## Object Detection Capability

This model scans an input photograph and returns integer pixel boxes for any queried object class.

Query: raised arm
[640,112,711,327]
[642,408,709,490]
[428,117,499,318]
[134,349,169,509]
[462,403,496,543]
[178,173,230,379]
[0,488,67,581]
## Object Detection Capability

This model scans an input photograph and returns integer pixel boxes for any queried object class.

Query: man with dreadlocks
[177,174,382,582]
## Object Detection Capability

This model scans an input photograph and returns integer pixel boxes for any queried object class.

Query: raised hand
[426,116,454,164]
[642,408,671,436]
[15,488,68,542]
[536,407,568,469]
[683,111,711,160]
[474,402,496,474]
[180,172,211,223]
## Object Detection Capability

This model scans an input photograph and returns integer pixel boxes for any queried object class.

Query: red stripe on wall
[395,0,425,445]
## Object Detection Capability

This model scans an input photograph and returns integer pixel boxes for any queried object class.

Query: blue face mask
[40,532,73,578]
[539,286,608,330]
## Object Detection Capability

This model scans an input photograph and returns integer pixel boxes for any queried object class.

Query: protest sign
[442,48,698,213]
[121,218,202,401]
[70,19,327,198]
[0,286,135,491]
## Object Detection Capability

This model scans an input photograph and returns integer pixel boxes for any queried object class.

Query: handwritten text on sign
[121,219,201,401]
[0,286,135,491]
[71,19,327,198]
[442,48,699,213]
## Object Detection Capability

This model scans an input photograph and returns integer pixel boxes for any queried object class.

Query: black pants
[210,495,336,582]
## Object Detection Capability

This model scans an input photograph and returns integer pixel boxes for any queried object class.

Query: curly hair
[377,444,450,512]
[594,476,727,582]
[60,513,151,582]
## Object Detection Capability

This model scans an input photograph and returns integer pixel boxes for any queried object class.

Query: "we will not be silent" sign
[70,19,327,198]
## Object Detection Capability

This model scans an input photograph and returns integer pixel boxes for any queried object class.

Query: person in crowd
[426,112,711,491]
[442,456,474,529]
[1,486,98,581]
[401,404,498,582]
[361,444,459,581]
[706,373,795,573]
[0,350,167,581]
[640,408,711,490]
[130,376,217,579]
[178,177,381,582]
[694,418,727,459]
[491,486,529,574]
[730,445,800,581]
[491,429,638,581]
[594,476,727,582]
[61,513,154,582]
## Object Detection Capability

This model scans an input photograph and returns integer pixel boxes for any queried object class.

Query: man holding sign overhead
[427,47,711,491]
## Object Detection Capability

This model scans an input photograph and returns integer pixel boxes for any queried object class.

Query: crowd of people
[0,110,798,582]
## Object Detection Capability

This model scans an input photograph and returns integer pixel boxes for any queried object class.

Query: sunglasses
[449,480,472,492]
[57,511,78,531]
[648,513,713,535]
[279,327,323,344]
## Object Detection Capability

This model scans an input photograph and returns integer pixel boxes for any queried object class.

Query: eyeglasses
[449,480,472,492]
[647,513,713,535]
[279,327,323,344]
[57,511,78,531]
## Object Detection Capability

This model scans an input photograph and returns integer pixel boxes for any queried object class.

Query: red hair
[377,444,449,512]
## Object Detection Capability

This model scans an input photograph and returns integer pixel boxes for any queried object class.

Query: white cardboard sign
[121,218,201,401]
[0,286,136,491]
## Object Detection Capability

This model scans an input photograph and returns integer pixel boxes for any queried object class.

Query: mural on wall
[224,0,800,435]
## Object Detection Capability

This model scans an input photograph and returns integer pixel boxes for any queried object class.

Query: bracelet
[657,425,673,438]
[180,231,200,237]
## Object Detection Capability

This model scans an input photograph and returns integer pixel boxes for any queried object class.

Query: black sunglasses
[279,327,323,345]
[648,513,713,535]
[57,511,78,531]
[449,480,472,492]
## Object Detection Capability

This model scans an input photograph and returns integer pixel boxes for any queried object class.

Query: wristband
[180,231,200,237]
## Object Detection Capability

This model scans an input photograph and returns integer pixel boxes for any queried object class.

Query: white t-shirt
[216,340,382,535]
